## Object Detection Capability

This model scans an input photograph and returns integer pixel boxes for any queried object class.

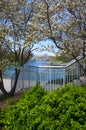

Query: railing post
[50,67,52,92]
[75,62,79,85]
[21,66,24,89]
[28,66,31,88]
[76,63,79,79]
[36,67,39,83]
[63,67,66,85]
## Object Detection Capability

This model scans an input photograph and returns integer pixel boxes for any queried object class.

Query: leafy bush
[1,84,86,130]
[0,107,5,130]
[3,85,47,130]
[0,94,6,101]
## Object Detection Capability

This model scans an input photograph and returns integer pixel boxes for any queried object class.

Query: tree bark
[0,70,9,96]
[9,68,20,96]
[0,68,21,97]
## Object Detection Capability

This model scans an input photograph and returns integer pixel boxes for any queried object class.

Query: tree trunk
[83,64,86,77]
[0,70,9,97]
[0,68,21,97]
[9,69,20,96]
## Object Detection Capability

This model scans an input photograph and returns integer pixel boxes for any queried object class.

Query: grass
[0,90,24,108]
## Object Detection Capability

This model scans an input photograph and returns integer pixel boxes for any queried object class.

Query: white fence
[11,61,85,92]
[3,59,86,92]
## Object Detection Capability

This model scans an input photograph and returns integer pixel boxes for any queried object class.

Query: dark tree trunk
[0,68,21,97]
[0,70,9,96]
[9,69,20,96]
[84,64,86,77]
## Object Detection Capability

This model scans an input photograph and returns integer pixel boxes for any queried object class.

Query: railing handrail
[27,55,83,70]
[35,65,65,68]
[65,56,83,68]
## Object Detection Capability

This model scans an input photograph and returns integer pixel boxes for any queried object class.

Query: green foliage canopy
[0,84,86,130]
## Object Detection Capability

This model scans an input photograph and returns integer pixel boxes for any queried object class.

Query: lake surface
[22,59,65,81]
[3,58,65,81]
[3,59,48,78]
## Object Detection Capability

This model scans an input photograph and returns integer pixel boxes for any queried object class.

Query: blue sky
[32,39,58,56]
[32,8,73,57]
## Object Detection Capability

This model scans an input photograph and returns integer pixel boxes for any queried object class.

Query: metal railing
[6,59,86,92]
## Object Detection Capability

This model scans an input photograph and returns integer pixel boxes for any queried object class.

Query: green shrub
[2,84,86,130]
[0,94,6,101]
[3,85,47,130]
[0,107,5,130]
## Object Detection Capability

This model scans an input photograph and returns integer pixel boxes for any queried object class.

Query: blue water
[3,59,65,81]
[3,67,15,78]
[3,60,48,78]
[22,60,65,81]
[25,67,65,81]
